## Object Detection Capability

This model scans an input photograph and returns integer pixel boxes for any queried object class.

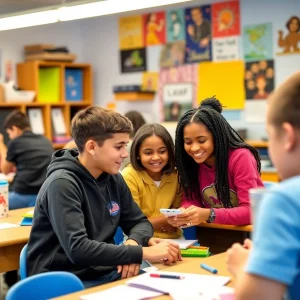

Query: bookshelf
[0,61,94,149]
[246,140,280,182]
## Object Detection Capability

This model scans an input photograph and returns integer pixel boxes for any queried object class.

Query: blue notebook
[65,68,83,101]
[20,217,32,226]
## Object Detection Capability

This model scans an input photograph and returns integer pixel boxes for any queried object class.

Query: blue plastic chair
[6,271,84,300]
[19,244,28,280]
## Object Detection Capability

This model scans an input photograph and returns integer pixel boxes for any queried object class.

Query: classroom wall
[79,0,300,139]
[0,0,299,140]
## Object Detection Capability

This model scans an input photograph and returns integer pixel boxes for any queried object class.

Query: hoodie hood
[47,149,110,183]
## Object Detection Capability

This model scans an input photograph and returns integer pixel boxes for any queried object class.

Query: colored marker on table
[200,263,218,274]
[150,274,185,280]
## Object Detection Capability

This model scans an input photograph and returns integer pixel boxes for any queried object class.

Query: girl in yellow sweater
[122,124,182,239]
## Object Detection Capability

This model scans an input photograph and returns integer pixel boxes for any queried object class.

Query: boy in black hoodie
[27,106,181,287]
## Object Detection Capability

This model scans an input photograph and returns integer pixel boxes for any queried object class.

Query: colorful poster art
[120,48,147,73]
[212,36,240,61]
[212,0,240,37]
[166,9,185,42]
[277,16,300,55]
[160,40,185,68]
[159,64,197,121]
[185,6,212,63]
[143,12,166,46]
[119,15,144,50]
[141,72,159,91]
[245,60,275,100]
[243,23,273,61]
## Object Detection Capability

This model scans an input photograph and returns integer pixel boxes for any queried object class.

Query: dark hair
[286,16,300,32]
[268,72,300,128]
[71,106,133,153]
[130,123,175,175]
[3,110,30,130]
[175,97,261,208]
[124,111,146,138]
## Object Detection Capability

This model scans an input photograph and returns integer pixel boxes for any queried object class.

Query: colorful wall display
[166,9,185,42]
[198,61,245,109]
[276,16,300,55]
[160,40,185,68]
[212,0,240,37]
[244,60,275,100]
[243,23,273,61]
[212,36,240,61]
[159,64,197,121]
[119,15,144,50]
[143,12,166,46]
[185,5,212,63]
[120,48,147,73]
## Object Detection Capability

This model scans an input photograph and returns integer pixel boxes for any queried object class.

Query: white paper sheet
[165,239,198,249]
[0,223,20,230]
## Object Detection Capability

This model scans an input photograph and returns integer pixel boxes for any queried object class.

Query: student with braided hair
[167,97,263,227]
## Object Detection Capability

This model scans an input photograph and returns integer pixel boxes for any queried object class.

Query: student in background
[227,72,300,300]
[0,110,53,209]
[27,106,181,288]
[122,124,182,239]
[121,110,146,170]
[168,97,263,227]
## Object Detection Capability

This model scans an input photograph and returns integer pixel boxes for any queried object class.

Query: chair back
[19,244,28,280]
[6,271,84,300]
[263,181,277,189]
[114,226,124,245]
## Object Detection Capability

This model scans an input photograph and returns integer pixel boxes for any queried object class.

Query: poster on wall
[243,23,273,61]
[5,60,13,82]
[276,16,300,55]
[212,0,240,38]
[198,61,245,109]
[143,12,166,46]
[212,36,240,61]
[166,9,185,42]
[120,48,147,73]
[159,64,197,121]
[119,15,144,50]
[185,5,212,63]
[160,40,185,68]
[141,72,159,91]
[244,60,275,100]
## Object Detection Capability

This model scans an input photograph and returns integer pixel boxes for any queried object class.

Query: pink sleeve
[214,150,264,225]
[181,192,202,209]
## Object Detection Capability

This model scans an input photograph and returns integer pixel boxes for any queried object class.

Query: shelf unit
[246,140,280,182]
[0,61,94,149]
[114,91,155,101]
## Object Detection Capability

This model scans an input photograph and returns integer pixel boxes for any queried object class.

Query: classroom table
[0,207,33,273]
[54,252,232,300]
[197,223,252,254]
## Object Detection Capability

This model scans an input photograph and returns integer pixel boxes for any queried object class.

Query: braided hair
[175,97,261,208]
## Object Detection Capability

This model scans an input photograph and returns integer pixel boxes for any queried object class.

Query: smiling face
[183,122,215,166]
[87,133,129,177]
[138,134,169,180]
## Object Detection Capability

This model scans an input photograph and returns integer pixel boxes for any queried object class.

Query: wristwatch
[206,208,216,223]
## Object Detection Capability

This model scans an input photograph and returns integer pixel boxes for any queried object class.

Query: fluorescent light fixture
[0,10,57,31]
[0,0,194,31]
[58,0,194,21]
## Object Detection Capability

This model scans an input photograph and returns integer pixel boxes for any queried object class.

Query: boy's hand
[143,240,182,264]
[226,241,251,277]
[148,237,164,246]
[117,264,140,279]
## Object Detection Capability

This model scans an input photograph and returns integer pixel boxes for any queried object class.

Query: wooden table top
[0,207,33,247]
[54,252,232,300]
[198,222,252,232]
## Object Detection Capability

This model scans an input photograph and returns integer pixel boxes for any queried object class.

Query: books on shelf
[65,68,83,101]
[51,108,67,136]
[28,108,45,135]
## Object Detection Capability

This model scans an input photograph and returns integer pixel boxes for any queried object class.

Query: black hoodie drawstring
[93,180,113,224]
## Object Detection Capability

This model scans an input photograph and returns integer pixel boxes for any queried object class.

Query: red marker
[150,274,185,279]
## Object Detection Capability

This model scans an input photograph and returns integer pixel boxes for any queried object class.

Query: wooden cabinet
[0,61,93,149]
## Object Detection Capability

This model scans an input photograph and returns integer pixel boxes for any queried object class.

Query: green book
[38,67,60,103]
[181,248,210,257]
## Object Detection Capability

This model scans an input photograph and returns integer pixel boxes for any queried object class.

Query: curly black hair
[175,97,261,208]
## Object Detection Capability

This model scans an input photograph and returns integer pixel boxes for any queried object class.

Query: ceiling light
[58,0,194,21]
[0,10,57,31]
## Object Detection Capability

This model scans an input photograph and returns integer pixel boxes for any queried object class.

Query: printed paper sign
[212,36,239,61]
